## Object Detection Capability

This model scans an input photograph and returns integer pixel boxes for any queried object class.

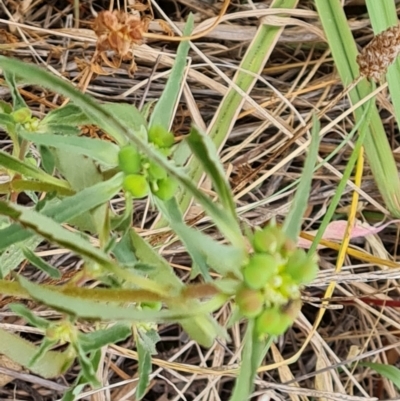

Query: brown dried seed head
[93,10,147,57]
[357,25,400,81]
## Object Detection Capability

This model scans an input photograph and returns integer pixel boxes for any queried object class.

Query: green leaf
[0,113,15,128]
[74,343,100,387]
[229,321,273,401]
[101,102,147,145]
[138,328,160,355]
[187,126,237,220]
[113,230,137,267]
[17,275,207,322]
[21,246,61,278]
[39,145,56,174]
[360,362,400,390]
[28,338,59,367]
[0,327,73,378]
[180,313,228,348]
[0,236,42,278]
[0,200,120,272]
[157,198,244,280]
[40,104,90,128]
[0,149,70,189]
[136,335,153,400]
[282,114,320,242]
[0,173,123,252]
[9,303,50,329]
[129,228,183,291]
[20,132,120,166]
[4,71,27,110]
[79,323,132,353]
[149,15,193,130]
[53,148,103,191]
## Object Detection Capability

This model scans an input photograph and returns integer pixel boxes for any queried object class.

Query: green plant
[0,16,320,401]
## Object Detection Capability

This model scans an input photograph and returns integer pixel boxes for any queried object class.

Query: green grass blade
[283,114,320,242]
[149,14,193,130]
[315,0,400,216]
[364,0,400,129]
[360,362,400,390]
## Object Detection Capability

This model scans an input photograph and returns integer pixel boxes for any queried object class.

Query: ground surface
[1,0,400,400]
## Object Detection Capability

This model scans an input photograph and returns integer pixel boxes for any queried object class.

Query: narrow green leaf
[157,198,244,279]
[283,114,320,242]
[0,179,74,196]
[17,275,206,322]
[360,362,400,390]
[136,336,152,400]
[74,343,100,387]
[79,324,132,353]
[138,328,160,355]
[229,321,273,401]
[187,126,237,221]
[40,104,90,128]
[0,201,128,280]
[0,149,70,188]
[129,228,183,291]
[0,236,42,278]
[149,15,193,130]
[21,246,61,278]
[180,314,226,348]
[9,303,50,329]
[29,338,59,367]
[4,71,27,110]
[20,132,120,166]
[0,173,123,252]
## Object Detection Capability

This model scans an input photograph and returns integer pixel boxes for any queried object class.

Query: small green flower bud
[153,177,178,201]
[255,306,293,336]
[278,274,300,299]
[12,107,32,124]
[285,250,318,285]
[148,125,175,148]
[148,161,168,180]
[236,287,264,318]
[123,174,149,198]
[253,225,286,254]
[243,254,279,290]
[118,145,142,174]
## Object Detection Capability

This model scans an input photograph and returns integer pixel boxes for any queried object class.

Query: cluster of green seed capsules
[236,223,319,338]
[118,125,179,200]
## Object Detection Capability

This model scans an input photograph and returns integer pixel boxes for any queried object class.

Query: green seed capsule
[123,174,149,198]
[285,250,318,285]
[148,125,175,148]
[253,225,286,254]
[153,177,178,200]
[236,287,264,318]
[243,254,279,290]
[118,145,142,174]
[148,161,168,180]
[255,307,293,336]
